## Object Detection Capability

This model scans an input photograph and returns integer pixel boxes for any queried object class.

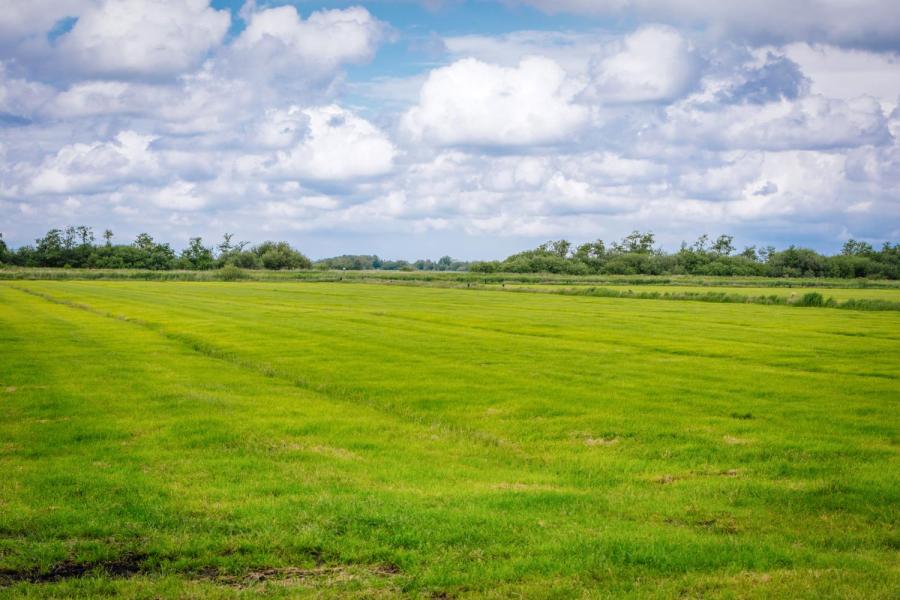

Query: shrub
[216,265,249,281]
[253,241,311,270]
[795,292,825,307]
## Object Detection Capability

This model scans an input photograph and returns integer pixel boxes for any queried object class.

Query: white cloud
[402,57,589,146]
[0,0,92,49]
[151,181,207,211]
[45,68,266,135]
[239,105,396,181]
[2,3,899,255]
[784,43,900,113]
[442,30,610,73]
[231,5,384,79]
[663,95,891,151]
[23,131,161,195]
[518,1,900,49]
[0,62,56,119]
[583,25,699,103]
[56,0,230,78]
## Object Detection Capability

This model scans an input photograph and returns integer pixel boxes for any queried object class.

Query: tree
[437,255,453,271]
[35,229,66,267]
[614,231,655,254]
[252,241,311,270]
[218,233,234,256]
[180,237,216,270]
[841,239,874,256]
[758,246,776,263]
[134,233,156,252]
[103,229,114,246]
[537,240,571,258]
[711,234,735,256]
[740,246,759,261]
[692,234,710,252]
[75,225,94,246]
[551,240,571,258]
[216,233,250,267]
[0,233,8,264]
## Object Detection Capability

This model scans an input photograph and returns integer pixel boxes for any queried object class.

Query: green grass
[4,266,900,291]
[0,280,897,598]
[498,283,900,302]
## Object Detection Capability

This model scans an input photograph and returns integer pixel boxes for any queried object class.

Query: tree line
[470,232,900,279]
[0,227,467,272]
[2,227,898,278]
[315,255,469,272]
[0,228,311,271]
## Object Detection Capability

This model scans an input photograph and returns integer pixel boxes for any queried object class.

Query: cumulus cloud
[717,53,810,105]
[150,181,208,211]
[664,95,891,151]
[0,63,56,121]
[55,0,230,78]
[239,105,396,181]
[402,57,589,146]
[22,131,161,195]
[783,43,900,110]
[0,0,91,49]
[517,1,900,50]
[582,25,699,103]
[230,5,385,80]
[2,2,899,255]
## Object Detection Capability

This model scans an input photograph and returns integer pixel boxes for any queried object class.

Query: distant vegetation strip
[512,286,900,311]
[2,226,899,279]
[3,267,899,311]
[2,266,900,287]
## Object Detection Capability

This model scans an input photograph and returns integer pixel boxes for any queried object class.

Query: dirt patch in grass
[309,445,359,460]
[492,482,558,492]
[209,564,401,589]
[585,436,618,447]
[0,552,147,585]
[1,556,401,591]
[723,435,751,445]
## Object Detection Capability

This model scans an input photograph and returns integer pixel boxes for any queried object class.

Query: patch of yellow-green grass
[498,282,900,302]
[1,281,897,597]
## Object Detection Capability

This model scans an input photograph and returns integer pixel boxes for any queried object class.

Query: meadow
[0,278,898,598]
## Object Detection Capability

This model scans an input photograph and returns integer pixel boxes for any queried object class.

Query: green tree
[711,234,735,256]
[841,239,875,256]
[35,229,66,267]
[134,233,156,252]
[180,237,216,270]
[614,231,655,254]
[252,241,311,270]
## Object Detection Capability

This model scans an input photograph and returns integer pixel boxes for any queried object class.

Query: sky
[1,0,899,260]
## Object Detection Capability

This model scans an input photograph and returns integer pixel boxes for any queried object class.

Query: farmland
[0,279,898,598]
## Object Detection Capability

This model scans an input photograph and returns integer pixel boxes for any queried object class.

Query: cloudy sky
[2,0,899,259]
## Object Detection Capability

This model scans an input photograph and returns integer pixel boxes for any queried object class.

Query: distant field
[4,266,900,290]
[1,280,898,598]
[496,283,900,302]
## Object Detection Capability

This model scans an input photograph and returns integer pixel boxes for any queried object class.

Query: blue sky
[1,1,899,259]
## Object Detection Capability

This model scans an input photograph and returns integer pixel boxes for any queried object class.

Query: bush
[216,265,249,281]
[795,292,825,307]
[228,251,262,269]
[254,241,311,270]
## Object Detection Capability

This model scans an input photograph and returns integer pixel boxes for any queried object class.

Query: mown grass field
[0,280,898,598]
[496,283,900,302]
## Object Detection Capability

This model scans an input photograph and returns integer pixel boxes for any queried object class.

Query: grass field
[0,280,898,598]
[496,283,900,302]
